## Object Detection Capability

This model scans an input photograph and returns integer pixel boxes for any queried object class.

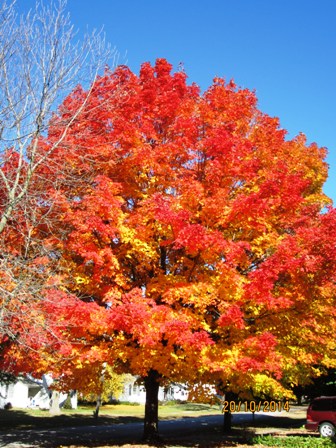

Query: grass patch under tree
[253,435,336,447]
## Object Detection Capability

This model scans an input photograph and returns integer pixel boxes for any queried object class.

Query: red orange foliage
[1,61,335,428]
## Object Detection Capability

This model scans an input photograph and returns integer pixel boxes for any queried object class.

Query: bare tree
[0,0,117,234]
[0,0,117,358]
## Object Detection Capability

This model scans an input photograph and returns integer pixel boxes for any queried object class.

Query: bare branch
[0,0,117,354]
[0,0,117,234]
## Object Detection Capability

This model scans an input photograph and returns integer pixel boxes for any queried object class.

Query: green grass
[253,435,336,447]
[0,402,219,431]
[101,401,219,418]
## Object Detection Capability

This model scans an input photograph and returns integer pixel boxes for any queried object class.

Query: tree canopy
[1,58,335,439]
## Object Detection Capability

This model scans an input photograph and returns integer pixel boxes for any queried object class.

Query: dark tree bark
[223,391,235,433]
[143,369,161,441]
[293,385,304,405]
[223,410,232,433]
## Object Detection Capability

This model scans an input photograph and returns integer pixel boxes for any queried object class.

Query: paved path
[0,409,307,447]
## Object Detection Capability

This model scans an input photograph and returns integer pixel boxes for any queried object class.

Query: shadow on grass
[243,412,307,429]
[0,409,146,448]
[0,408,142,430]
[0,409,312,448]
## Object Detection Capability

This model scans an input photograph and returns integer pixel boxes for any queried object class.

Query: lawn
[1,403,335,448]
[0,401,220,431]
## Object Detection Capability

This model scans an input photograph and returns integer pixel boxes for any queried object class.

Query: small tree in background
[57,362,128,417]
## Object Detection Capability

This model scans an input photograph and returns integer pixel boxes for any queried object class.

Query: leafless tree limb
[0,0,117,234]
[0,0,117,353]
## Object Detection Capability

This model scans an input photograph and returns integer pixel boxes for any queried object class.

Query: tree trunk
[93,395,102,419]
[223,410,232,433]
[222,391,235,433]
[143,369,161,441]
[49,390,61,415]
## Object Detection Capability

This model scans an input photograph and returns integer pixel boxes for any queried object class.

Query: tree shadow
[246,412,307,429]
[0,408,142,430]
[0,409,144,447]
[0,409,313,448]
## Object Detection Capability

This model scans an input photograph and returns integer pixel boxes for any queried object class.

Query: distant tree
[33,59,336,440]
[55,359,128,417]
[0,370,16,385]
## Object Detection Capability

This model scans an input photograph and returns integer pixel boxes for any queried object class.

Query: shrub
[62,395,73,410]
[117,401,141,406]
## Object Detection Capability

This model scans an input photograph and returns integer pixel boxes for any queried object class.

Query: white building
[0,375,77,410]
[0,374,190,408]
[118,377,189,404]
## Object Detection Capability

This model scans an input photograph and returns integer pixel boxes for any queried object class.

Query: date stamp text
[221,400,290,413]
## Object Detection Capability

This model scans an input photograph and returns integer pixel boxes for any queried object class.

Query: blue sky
[19,0,336,203]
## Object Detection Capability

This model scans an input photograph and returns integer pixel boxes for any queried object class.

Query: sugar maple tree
[18,59,336,438]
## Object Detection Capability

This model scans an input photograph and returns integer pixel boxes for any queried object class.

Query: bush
[253,435,336,447]
[160,399,187,406]
[62,395,73,410]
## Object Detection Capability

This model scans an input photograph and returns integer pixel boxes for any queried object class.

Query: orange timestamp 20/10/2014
[221,400,290,413]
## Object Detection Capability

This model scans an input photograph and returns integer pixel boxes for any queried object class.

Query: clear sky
[19,0,336,203]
